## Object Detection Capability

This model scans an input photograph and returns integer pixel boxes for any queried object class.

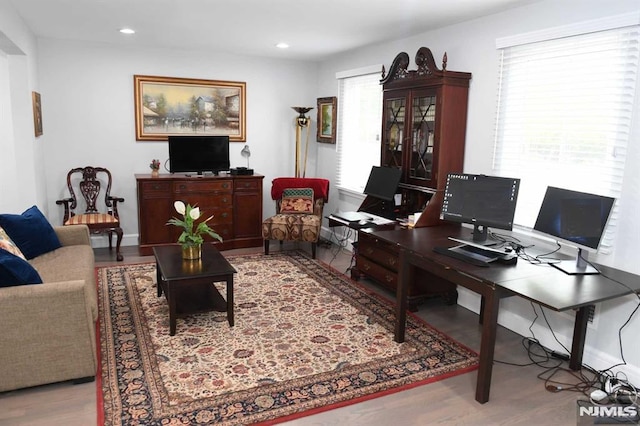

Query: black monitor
[363,166,402,201]
[168,135,230,175]
[440,173,520,244]
[533,186,615,275]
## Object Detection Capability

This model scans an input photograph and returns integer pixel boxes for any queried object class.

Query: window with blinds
[493,21,640,251]
[336,70,383,193]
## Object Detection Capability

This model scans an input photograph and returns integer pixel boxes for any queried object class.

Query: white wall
[316,0,640,383]
[0,1,43,214]
[36,39,320,245]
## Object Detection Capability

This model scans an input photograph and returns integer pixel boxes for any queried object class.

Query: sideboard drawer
[209,207,234,224]
[141,181,172,196]
[234,178,261,191]
[174,180,232,193]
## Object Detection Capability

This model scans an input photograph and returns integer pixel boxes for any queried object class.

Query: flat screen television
[440,173,521,244]
[168,135,230,175]
[363,166,402,201]
[533,186,615,275]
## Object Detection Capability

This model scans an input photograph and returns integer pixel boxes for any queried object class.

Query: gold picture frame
[32,91,43,137]
[316,96,337,144]
[134,75,246,142]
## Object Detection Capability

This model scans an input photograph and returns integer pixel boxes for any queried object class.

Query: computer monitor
[533,186,615,275]
[440,173,520,244]
[363,166,402,201]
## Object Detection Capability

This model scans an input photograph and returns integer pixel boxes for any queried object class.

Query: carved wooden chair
[56,166,125,261]
[262,177,330,259]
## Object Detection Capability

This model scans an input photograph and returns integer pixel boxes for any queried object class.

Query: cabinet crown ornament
[381,47,448,84]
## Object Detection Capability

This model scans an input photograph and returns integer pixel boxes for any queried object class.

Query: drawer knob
[363,264,371,271]
[222,197,228,203]
[153,185,161,190]
[365,247,373,255]
[388,257,397,266]
[385,275,394,283]
[221,212,228,218]
[223,183,229,189]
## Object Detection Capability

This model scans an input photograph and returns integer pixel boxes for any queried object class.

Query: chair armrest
[56,197,74,223]
[54,225,91,246]
[107,195,124,218]
[313,199,325,217]
[55,197,73,206]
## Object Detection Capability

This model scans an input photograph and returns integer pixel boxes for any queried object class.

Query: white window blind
[336,70,383,193]
[493,24,640,251]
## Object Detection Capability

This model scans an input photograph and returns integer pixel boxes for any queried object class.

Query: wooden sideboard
[135,173,264,255]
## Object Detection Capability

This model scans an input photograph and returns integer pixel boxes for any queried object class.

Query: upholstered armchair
[262,178,330,259]
[56,166,125,261]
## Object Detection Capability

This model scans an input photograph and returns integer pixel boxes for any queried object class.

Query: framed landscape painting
[134,75,246,142]
[316,96,337,144]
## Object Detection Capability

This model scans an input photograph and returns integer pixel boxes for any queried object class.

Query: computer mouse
[590,389,608,402]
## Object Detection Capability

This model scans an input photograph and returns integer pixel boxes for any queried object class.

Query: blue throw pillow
[0,206,62,260]
[0,249,43,287]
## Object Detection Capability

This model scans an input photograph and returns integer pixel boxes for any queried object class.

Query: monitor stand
[551,248,599,275]
[454,225,497,247]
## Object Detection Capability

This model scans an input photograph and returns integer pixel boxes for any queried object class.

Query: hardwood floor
[0,242,586,425]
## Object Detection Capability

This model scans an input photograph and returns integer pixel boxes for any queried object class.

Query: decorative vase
[151,169,160,178]
[182,244,201,260]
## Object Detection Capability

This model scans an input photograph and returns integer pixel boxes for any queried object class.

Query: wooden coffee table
[153,244,236,335]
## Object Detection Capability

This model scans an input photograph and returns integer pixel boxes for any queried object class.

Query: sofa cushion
[0,249,43,287]
[280,188,314,214]
[29,244,98,320]
[0,206,62,260]
[0,226,25,260]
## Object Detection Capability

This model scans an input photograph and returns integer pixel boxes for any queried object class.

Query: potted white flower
[166,201,222,259]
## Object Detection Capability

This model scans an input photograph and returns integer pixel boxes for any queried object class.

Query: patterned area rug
[97,251,478,425]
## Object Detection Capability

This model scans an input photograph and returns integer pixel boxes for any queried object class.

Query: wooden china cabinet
[355,47,472,309]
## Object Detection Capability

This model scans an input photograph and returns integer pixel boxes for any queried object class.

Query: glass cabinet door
[382,96,406,168]
[410,93,437,182]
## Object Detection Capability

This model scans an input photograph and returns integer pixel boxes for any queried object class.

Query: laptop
[332,211,371,222]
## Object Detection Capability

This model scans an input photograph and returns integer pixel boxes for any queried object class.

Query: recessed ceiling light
[276,42,289,49]
[119,28,135,35]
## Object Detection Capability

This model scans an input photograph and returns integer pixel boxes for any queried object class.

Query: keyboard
[433,245,495,267]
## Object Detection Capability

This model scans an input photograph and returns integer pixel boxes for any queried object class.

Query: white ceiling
[10,0,542,61]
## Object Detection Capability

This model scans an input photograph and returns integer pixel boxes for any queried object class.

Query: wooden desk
[328,215,458,308]
[368,225,640,403]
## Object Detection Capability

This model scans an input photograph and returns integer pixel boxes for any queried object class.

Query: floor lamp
[292,106,313,178]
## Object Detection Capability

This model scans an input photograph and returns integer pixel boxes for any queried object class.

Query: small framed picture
[32,91,43,137]
[316,96,337,144]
